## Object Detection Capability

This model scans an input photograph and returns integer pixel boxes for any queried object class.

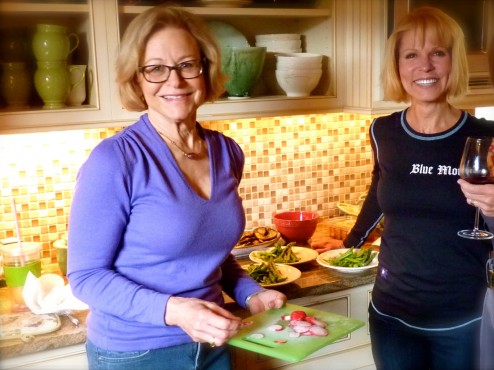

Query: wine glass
[458,137,494,240]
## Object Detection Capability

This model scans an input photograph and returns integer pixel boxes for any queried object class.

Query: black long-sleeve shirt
[345,109,493,329]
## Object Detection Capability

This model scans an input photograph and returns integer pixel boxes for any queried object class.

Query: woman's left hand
[458,179,494,217]
[247,289,287,315]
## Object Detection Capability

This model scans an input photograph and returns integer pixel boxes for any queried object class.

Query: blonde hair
[382,6,468,103]
[116,5,227,111]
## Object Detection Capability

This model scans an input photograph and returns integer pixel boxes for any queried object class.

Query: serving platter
[232,230,280,259]
[242,263,301,287]
[316,248,379,274]
[249,246,318,265]
[206,20,249,48]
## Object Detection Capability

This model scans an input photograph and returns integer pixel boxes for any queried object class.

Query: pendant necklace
[157,129,198,160]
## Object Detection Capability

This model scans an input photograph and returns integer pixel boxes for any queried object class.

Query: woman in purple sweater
[68,6,286,370]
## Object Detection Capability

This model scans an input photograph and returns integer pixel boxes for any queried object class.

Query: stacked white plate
[255,34,302,95]
[275,53,323,97]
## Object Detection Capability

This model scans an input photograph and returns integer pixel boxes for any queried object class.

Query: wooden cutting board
[228,303,364,363]
[0,311,60,341]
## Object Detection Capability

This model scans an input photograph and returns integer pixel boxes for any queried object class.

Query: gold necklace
[157,129,198,160]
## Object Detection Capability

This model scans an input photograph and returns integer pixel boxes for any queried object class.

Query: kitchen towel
[22,272,88,315]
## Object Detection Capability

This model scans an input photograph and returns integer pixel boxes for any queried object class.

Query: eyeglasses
[138,58,205,83]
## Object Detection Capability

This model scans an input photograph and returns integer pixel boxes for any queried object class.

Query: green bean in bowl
[244,260,287,285]
[325,247,377,267]
[254,242,300,264]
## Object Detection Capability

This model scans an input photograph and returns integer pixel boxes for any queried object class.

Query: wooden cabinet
[1,0,491,133]
[0,0,342,133]
[340,0,494,114]
[231,283,375,370]
[0,1,114,132]
[107,0,343,122]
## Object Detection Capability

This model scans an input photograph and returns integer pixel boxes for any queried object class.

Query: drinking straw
[11,197,25,266]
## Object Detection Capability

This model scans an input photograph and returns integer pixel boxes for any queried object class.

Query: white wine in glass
[458,137,494,240]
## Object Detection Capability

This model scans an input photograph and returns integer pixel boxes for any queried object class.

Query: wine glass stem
[473,207,481,231]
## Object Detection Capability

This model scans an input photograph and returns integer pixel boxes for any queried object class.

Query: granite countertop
[0,218,377,360]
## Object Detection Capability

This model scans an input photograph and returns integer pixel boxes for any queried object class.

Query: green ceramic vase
[221,46,266,99]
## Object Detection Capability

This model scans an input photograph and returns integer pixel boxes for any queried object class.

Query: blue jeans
[369,303,481,370]
[86,340,232,370]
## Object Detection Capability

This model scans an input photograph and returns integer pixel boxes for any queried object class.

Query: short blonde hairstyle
[116,5,227,111]
[382,6,468,103]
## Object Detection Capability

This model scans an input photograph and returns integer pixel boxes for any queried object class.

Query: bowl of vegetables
[249,242,318,265]
[316,248,378,273]
[242,260,301,287]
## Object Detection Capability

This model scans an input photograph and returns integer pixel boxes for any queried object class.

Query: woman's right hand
[164,296,242,347]
[310,236,344,253]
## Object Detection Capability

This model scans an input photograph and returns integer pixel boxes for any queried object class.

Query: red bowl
[273,211,319,243]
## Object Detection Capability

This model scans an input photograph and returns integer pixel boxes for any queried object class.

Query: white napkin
[22,272,88,315]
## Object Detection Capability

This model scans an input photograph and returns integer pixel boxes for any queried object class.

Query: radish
[289,319,311,327]
[305,316,327,327]
[290,310,307,321]
[292,322,311,333]
[267,324,284,332]
[308,326,328,336]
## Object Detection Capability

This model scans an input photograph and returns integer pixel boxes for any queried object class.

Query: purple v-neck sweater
[68,115,261,350]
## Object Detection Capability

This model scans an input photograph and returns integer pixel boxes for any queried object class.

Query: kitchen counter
[0,218,377,360]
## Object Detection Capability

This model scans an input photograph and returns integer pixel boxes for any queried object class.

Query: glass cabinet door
[0,0,112,132]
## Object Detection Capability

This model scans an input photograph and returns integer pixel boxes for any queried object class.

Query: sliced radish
[305,316,327,327]
[288,331,301,338]
[267,324,284,332]
[274,339,287,344]
[242,320,254,327]
[309,326,328,336]
[292,323,311,333]
[289,320,311,327]
[249,333,265,339]
[281,315,291,321]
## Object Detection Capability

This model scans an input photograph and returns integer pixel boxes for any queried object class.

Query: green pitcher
[32,24,79,62]
[34,61,70,109]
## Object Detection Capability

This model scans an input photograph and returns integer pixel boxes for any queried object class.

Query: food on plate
[324,247,377,268]
[254,242,300,263]
[244,260,287,285]
[235,227,278,248]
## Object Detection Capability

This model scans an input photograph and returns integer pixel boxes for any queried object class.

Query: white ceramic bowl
[255,33,301,42]
[260,46,302,53]
[275,68,322,97]
[276,53,323,69]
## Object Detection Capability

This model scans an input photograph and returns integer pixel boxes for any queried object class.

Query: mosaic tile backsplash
[0,112,375,262]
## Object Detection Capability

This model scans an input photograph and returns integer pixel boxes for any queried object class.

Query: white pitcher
[67,65,86,106]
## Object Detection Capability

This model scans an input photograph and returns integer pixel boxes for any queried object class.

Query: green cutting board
[228,303,364,363]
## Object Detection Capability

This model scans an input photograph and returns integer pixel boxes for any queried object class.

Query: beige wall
[0,112,375,263]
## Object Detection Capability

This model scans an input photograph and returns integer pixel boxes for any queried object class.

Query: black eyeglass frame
[138,58,207,84]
